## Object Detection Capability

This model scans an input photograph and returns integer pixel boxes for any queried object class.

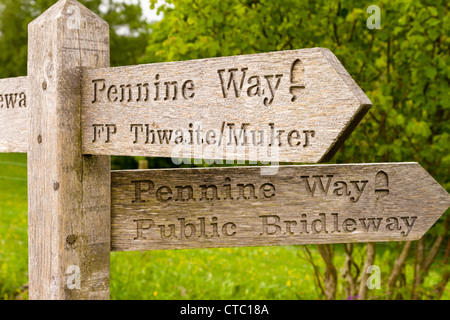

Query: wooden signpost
[111,163,449,251]
[0,0,448,300]
[27,0,111,300]
[81,48,371,163]
[1,48,372,163]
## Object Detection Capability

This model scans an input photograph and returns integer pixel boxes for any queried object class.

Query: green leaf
[427,28,440,41]
[425,67,437,79]
[428,6,438,17]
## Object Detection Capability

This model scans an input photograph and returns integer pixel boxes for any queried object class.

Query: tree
[102,0,151,67]
[0,0,150,78]
[142,0,449,300]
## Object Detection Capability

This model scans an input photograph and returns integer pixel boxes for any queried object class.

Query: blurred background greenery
[0,0,448,300]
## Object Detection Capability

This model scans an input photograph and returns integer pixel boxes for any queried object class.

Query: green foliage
[0,0,150,78]
[143,0,449,188]
[0,0,54,77]
[141,0,449,300]
[102,0,151,67]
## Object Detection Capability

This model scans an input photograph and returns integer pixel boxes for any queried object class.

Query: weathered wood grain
[81,48,371,163]
[111,163,450,252]
[0,76,27,153]
[27,0,110,300]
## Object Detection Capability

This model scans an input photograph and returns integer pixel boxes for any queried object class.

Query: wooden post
[27,0,110,300]
[138,160,149,170]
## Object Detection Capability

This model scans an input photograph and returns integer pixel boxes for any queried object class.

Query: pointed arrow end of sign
[316,48,372,163]
[411,163,450,240]
[318,100,371,163]
[416,162,450,209]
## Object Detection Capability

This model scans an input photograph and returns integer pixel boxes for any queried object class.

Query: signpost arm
[27,0,110,299]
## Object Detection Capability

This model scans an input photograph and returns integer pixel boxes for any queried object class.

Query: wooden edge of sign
[110,162,450,252]
[0,75,28,84]
[317,48,372,163]
[318,101,371,163]
[83,47,315,74]
[0,148,27,154]
[110,161,421,173]
[111,236,426,253]
[319,48,372,106]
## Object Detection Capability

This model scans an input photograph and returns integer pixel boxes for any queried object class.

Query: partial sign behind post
[0,77,27,153]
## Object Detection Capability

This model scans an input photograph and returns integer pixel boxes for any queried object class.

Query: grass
[110,247,318,300]
[0,153,28,299]
[0,153,448,300]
